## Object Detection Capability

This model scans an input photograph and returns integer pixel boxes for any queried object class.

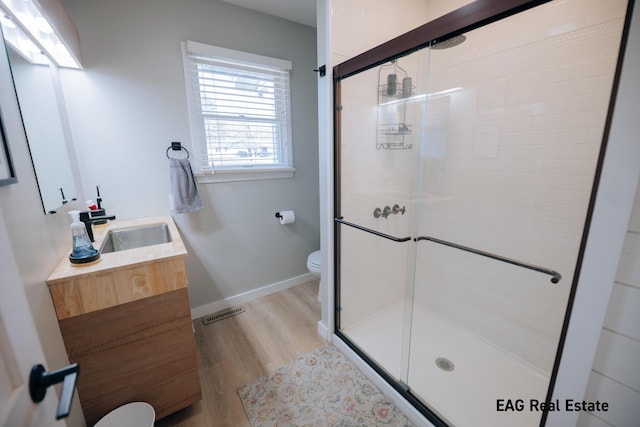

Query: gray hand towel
[170,158,203,213]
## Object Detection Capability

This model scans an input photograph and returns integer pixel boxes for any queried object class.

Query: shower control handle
[392,204,406,215]
[382,206,392,218]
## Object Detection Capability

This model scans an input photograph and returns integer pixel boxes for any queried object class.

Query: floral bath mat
[238,345,416,426]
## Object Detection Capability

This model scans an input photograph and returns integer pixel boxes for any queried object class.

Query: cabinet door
[59,288,201,425]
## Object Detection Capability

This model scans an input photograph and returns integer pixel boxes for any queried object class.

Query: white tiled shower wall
[578,178,640,426]
[416,0,628,372]
[336,0,628,373]
[330,0,468,63]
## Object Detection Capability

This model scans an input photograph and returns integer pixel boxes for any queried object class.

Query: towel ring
[166,142,189,159]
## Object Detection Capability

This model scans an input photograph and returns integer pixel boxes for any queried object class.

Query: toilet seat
[308,250,321,267]
[307,250,322,275]
[94,402,155,427]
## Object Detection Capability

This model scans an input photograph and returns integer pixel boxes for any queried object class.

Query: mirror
[6,47,79,213]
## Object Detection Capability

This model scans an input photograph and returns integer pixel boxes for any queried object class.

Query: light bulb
[34,16,53,34]
[1,14,16,28]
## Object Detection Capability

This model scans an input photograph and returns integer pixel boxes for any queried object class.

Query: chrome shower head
[431,34,467,50]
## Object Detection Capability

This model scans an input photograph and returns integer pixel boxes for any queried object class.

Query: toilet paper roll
[278,210,295,225]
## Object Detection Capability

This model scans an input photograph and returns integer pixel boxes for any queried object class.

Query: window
[182,41,294,182]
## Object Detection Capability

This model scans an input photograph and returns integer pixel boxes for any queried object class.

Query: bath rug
[238,344,416,427]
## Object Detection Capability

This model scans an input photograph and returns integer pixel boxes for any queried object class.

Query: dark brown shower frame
[332,0,636,426]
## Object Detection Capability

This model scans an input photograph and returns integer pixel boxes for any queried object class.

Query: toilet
[94,402,155,427]
[307,250,322,301]
[306,250,321,278]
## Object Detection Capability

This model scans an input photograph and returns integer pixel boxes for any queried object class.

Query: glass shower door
[406,0,629,425]
[335,48,427,382]
[334,0,630,426]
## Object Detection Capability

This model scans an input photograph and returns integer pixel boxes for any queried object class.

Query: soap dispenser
[68,210,100,264]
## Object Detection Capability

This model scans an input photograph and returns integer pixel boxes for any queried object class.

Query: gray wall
[61,0,320,309]
[2,3,317,423]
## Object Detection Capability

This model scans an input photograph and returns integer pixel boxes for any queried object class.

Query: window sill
[196,167,295,183]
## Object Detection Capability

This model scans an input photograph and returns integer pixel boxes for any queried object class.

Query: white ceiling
[220,0,316,28]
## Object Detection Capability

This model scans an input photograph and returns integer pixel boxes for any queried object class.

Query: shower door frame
[332,0,636,425]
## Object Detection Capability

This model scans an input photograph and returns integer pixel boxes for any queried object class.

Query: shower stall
[332,0,632,425]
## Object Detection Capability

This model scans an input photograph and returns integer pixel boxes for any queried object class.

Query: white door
[0,208,65,427]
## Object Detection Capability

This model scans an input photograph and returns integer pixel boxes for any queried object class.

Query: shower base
[342,302,549,427]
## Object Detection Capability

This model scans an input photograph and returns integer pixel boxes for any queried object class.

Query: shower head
[431,34,467,50]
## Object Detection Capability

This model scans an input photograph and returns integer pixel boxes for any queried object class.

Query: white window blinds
[182,41,293,175]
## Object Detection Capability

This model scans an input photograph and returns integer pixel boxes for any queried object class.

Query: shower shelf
[378,84,416,99]
[379,123,412,135]
[376,142,413,150]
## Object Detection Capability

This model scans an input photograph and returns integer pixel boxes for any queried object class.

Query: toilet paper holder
[275,211,295,225]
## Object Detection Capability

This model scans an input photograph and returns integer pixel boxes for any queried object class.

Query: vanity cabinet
[47,216,201,426]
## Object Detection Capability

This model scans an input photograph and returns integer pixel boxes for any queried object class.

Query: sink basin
[100,223,172,253]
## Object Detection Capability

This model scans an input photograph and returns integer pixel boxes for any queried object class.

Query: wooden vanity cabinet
[58,287,200,426]
[47,219,201,426]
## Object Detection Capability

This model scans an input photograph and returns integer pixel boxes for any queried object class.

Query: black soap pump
[68,210,100,264]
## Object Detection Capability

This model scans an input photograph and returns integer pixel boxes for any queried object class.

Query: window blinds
[183,41,293,172]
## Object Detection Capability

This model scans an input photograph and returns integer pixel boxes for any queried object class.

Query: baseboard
[333,335,434,427]
[190,273,315,320]
[317,320,330,341]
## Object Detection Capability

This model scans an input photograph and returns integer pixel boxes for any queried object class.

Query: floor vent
[202,306,246,325]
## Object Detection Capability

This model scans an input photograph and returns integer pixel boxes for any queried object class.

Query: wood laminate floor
[155,280,326,426]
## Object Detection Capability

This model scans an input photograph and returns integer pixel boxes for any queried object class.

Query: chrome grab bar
[415,236,561,284]
[335,217,412,242]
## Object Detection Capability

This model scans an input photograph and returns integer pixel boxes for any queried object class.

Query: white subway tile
[627,182,640,233]
[533,114,566,130]
[615,232,640,288]
[550,94,595,114]
[570,75,616,97]
[554,174,593,191]
[582,4,626,28]
[592,329,640,393]
[578,412,616,427]
[542,159,584,175]
[546,13,584,37]
[574,190,593,207]
[579,158,600,176]
[555,128,590,145]
[603,283,640,341]
[583,372,640,427]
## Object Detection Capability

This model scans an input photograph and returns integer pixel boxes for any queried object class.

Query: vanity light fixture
[0,0,81,68]
[1,13,49,65]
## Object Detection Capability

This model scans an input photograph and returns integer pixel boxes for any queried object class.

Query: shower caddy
[377,59,414,150]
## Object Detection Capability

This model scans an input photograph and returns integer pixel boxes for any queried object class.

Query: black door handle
[29,363,79,420]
